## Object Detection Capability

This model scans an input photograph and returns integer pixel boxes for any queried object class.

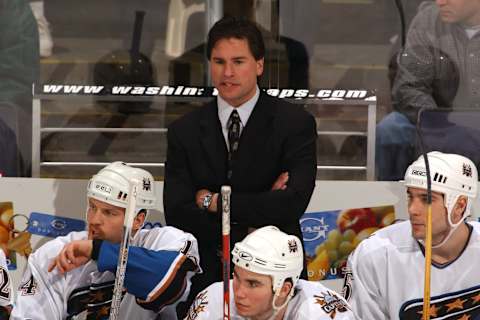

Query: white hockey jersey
[0,249,13,307]
[185,279,357,320]
[344,220,480,320]
[11,226,200,320]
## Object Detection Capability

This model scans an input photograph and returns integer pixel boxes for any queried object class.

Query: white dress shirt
[217,86,260,150]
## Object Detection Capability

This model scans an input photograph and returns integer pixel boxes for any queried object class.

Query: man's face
[86,197,137,243]
[233,266,274,320]
[436,0,480,26]
[407,187,450,245]
[210,37,264,107]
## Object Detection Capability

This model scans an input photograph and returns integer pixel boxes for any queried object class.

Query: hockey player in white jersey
[344,151,480,319]
[0,249,13,318]
[185,226,357,320]
[11,162,201,320]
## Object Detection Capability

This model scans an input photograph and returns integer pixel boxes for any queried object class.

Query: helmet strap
[263,285,294,320]
[420,196,469,249]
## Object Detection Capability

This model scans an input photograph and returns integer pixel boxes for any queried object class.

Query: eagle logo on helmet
[288,239,298,253]
[143,178,152,191]
[463,164,473,177]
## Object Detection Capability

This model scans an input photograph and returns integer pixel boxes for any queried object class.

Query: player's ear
[278,280,293,299]
[452,196,467,223]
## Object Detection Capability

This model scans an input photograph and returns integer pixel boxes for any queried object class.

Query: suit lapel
[233,93,275,176]
[200,101,228,184]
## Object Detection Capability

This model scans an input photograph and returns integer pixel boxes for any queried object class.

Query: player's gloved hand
[48,240,93,274]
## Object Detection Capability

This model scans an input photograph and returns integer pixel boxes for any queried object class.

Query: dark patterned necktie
[227,110,241,180]
[228,110,241,154]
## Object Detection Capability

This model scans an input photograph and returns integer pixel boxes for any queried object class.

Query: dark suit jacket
[164,91,317,290]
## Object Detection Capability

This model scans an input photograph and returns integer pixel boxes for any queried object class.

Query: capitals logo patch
[315,291,349,319]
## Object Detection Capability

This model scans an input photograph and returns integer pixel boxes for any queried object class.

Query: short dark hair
[206,16,265,61]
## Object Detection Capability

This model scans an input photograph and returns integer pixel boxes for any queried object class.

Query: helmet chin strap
[428,220,462,249]
[420,196,470,249]
[246,286,294,320]
[266,286,295,320]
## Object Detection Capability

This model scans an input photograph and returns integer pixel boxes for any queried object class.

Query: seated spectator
[376,0,480,180]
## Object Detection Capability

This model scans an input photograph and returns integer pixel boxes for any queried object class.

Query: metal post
[205,0,223,85]
[366,103,377,180]
[31,98,42,178]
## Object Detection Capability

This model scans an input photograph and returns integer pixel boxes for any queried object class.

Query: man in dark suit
[164,16,317,308]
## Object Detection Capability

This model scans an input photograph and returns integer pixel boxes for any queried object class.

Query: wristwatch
[202,193,213,210]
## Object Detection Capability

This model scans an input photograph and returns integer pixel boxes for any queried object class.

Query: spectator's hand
[48,240,92,274]
[195,189,218,212]
[271,172,289,190]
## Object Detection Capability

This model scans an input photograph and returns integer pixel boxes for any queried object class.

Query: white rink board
[0,178,479,294]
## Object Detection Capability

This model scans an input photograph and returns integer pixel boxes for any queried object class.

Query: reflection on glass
[377,1,480,180]
[0,0,39,176]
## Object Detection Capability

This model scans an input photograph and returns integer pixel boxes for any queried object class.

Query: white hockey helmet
[87,162,156,214]
[404,151,478,223]
[232,226,304,292]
